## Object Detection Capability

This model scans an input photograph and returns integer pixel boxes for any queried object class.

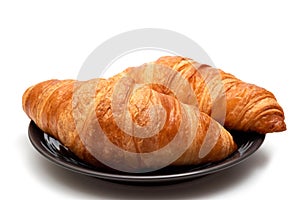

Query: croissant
[22,63,237,172]
[155,56,286,134]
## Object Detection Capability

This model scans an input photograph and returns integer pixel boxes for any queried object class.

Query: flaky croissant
[22,56,286,172]
[155,56,286,134]
[22,63,237,172]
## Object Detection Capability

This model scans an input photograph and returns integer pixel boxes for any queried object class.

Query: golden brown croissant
[155,56,286,134]
[22,63,237,172]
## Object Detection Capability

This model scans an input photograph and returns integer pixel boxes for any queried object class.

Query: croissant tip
[274,120,287,132]
[250,113,286,134]
[260,119,286,134]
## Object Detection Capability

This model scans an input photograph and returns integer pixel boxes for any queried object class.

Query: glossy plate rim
[28,121,265,184]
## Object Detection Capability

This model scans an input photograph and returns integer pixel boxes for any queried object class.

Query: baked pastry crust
[22,56,286,171]
[155,56,286,133]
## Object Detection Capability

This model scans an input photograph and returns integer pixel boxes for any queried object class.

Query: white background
[1,0,299,199]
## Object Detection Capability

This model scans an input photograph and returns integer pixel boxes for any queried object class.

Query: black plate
[28,121,265,184]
